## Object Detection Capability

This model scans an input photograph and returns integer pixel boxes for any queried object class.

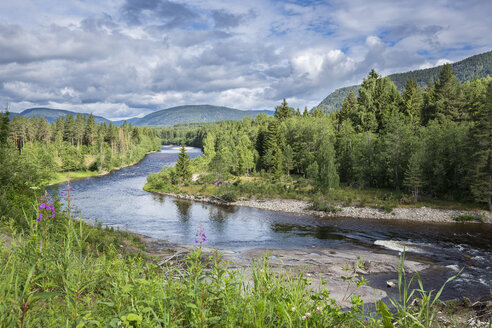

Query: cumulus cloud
[0,0,491,119]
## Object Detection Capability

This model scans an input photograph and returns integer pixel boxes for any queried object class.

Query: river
[49,146,492,301]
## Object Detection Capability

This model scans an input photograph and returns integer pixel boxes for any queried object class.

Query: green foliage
[274,98,295,120]
[220,191,238,202]
[309,193,341,213]
[452,213,484,222]
[315,135,339,191]
[175,144,192,183]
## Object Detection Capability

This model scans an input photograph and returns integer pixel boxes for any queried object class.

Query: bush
[452,213,484,222]
[309,193,341,213]
[220,191,238,202]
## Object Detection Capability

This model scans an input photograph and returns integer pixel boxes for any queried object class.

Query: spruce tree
[274,99,293,120]
[175,144,192,183]
[85,114,97,147]
[402,79,422,123]
[469,81,492,210]
[434,64,462,121]
[263,120,283,177]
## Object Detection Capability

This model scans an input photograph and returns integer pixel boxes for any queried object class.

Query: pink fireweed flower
[194,222,206,245]
[37,192,55,222]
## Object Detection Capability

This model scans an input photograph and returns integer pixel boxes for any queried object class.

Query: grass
[47,170,100,185]
[452,213,485,222]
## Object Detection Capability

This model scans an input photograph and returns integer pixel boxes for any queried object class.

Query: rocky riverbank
[140,234,492,326]
[152,192,492,224]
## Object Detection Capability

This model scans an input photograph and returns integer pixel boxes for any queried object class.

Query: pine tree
[175,144,192,183]
[421,81,436,125]
[74,114,86,149]
[434,64,462,121]
[274,99,293,120]
[402,79,423,123]
[263,120,283,177]
[469,81,492,210]
[64,114,75,145]
[337,90,358,126]
[85,114,97,147]
[311,107,324,118]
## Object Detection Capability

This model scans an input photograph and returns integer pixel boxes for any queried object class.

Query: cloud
[121,0,201,29]
[0,0,491,119]
[212,9,255,29]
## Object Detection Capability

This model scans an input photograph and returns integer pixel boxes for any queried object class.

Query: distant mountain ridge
[10,105,274,126]
[317,50,492,112]
[132,105,274,126]
[11,107,110,124]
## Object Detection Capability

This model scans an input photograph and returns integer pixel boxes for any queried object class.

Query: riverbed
[49,146,492,302]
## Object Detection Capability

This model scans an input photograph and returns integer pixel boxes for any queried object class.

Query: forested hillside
[318,50,492,112]
[147,65,492,210]
[11,107,110,124]
[132,105,274,126]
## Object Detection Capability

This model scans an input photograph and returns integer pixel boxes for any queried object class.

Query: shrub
[220,191,237,202]
[452,213,484,222]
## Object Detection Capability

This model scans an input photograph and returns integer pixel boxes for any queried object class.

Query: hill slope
[133,105,274,126]
[318,50,492,112]
[16,108,110,124]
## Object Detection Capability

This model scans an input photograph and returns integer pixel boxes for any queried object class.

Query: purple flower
[37,192,55,222]
[194,222,207,245]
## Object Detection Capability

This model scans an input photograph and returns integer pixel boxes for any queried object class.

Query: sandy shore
[152,192,492,224]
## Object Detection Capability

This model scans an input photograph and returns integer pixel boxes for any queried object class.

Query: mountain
[133,105,274,126]
[112,117,141,127]
[317,50,492,112]
[15,107,110,124]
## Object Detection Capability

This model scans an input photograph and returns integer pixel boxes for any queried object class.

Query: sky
[0,0,491,120]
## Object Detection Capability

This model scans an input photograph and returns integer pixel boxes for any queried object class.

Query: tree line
[155,65,492,210]
[0,111,161,219]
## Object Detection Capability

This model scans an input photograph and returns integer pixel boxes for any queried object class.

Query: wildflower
[37,192,55,222]
[304,312,311,319]
[316,306,323,314]
[301,316,306,320]
[194,222,206,245]
[291,307,296,312]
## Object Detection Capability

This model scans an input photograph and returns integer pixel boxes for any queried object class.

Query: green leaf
[377,301,395,328]
[32,292,63,300]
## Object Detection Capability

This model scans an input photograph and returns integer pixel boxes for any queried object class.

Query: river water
[50,146,491,300]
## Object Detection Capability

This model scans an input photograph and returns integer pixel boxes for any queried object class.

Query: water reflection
[174,200,192,222]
